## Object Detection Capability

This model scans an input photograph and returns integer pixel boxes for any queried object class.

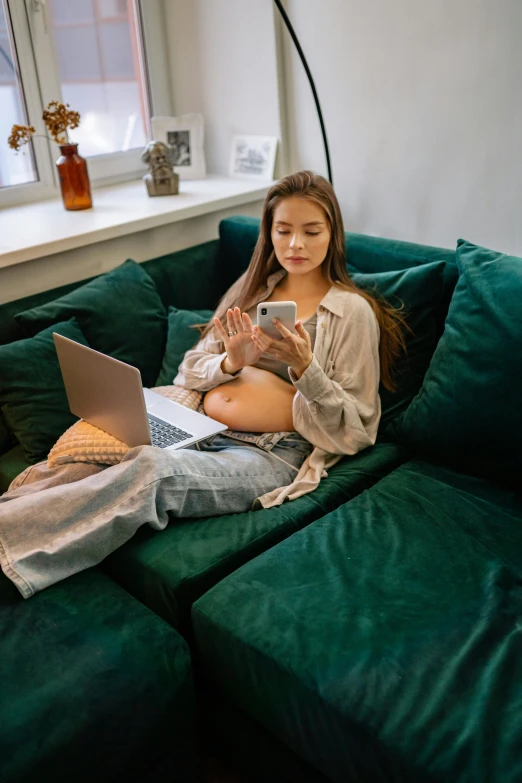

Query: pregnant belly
[203,366,296,432]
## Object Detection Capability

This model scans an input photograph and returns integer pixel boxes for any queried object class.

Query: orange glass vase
[56,143,92,210]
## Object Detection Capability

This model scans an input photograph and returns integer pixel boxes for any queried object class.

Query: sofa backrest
[218,215,458,330]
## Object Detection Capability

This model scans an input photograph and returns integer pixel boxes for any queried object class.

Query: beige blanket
[48,386,202,467]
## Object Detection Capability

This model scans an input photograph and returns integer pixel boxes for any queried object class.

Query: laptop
[53,333,228,450]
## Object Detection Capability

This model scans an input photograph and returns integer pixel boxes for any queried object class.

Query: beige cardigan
[174,269,381,508]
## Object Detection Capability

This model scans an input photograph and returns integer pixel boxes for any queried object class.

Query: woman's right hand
[213,308,263,373]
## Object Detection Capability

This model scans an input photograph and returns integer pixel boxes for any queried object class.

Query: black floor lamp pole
[273,0,333,185]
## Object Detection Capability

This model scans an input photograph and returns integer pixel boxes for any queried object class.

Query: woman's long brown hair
[202,170,409,392]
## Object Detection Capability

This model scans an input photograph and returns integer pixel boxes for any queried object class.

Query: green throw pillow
[350,262,445,427]
[156,307,213,386]
[0,319,89,464]
[15,259,167,387]
[390,239,522,483]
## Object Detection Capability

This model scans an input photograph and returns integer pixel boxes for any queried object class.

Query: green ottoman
[103,440,407,638]
[0,568,195,783]
[192,459,522,783]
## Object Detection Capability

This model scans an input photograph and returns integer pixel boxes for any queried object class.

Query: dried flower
[7,101,81,151]
[8,124,36,151]
[42,100,80,144]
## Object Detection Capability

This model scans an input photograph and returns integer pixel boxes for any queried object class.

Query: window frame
[0,0,56,207]
[0,0,172,208]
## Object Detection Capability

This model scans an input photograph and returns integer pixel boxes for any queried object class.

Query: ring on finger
[228,330,238,337]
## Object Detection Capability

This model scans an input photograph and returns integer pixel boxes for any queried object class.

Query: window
[48,0,149,156]
[0,0,170,207]
[0,1,37,187]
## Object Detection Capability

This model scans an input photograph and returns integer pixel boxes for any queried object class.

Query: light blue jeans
[0,432,312,599]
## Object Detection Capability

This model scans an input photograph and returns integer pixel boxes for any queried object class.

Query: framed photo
[151,114,206,180]
[229,135,278,180]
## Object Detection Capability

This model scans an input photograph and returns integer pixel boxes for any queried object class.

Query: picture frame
[228,135,278,180]
[151,114,206,180]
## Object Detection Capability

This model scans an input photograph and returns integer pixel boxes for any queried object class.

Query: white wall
[8,0,519,304]
[281,0,522,254]
[164,0,286,176]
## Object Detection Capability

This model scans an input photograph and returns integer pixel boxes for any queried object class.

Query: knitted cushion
[48,386,202,467]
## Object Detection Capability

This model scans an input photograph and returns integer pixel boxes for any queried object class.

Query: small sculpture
[141,140,179,197]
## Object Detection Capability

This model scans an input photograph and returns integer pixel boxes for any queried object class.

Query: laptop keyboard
[148,413,193,448]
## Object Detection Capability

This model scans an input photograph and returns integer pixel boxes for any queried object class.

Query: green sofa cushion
[192,459,522,783]
[345,232,458,323]
[351,263,445,426]
[391,240,522,484]
[0,445,31,496]
[0,279,88,348]
[0,567,194,782]
[217,216,262,293]
[102,439,407,635]
[0,319,89,464]
[156,307,213,386]
[15,259,167,387]
[141,239,223,312]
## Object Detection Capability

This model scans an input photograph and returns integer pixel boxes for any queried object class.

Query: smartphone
[257,301,297,341]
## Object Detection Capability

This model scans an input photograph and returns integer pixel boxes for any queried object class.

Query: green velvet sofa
[1,216,519,781]
[191,226,522,781]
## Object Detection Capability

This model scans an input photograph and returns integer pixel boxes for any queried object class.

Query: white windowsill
[0,175,272,270]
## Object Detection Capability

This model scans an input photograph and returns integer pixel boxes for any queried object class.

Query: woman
[0,171,406,598]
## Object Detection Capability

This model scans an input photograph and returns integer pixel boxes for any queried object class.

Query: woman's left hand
[252,319,314,379]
